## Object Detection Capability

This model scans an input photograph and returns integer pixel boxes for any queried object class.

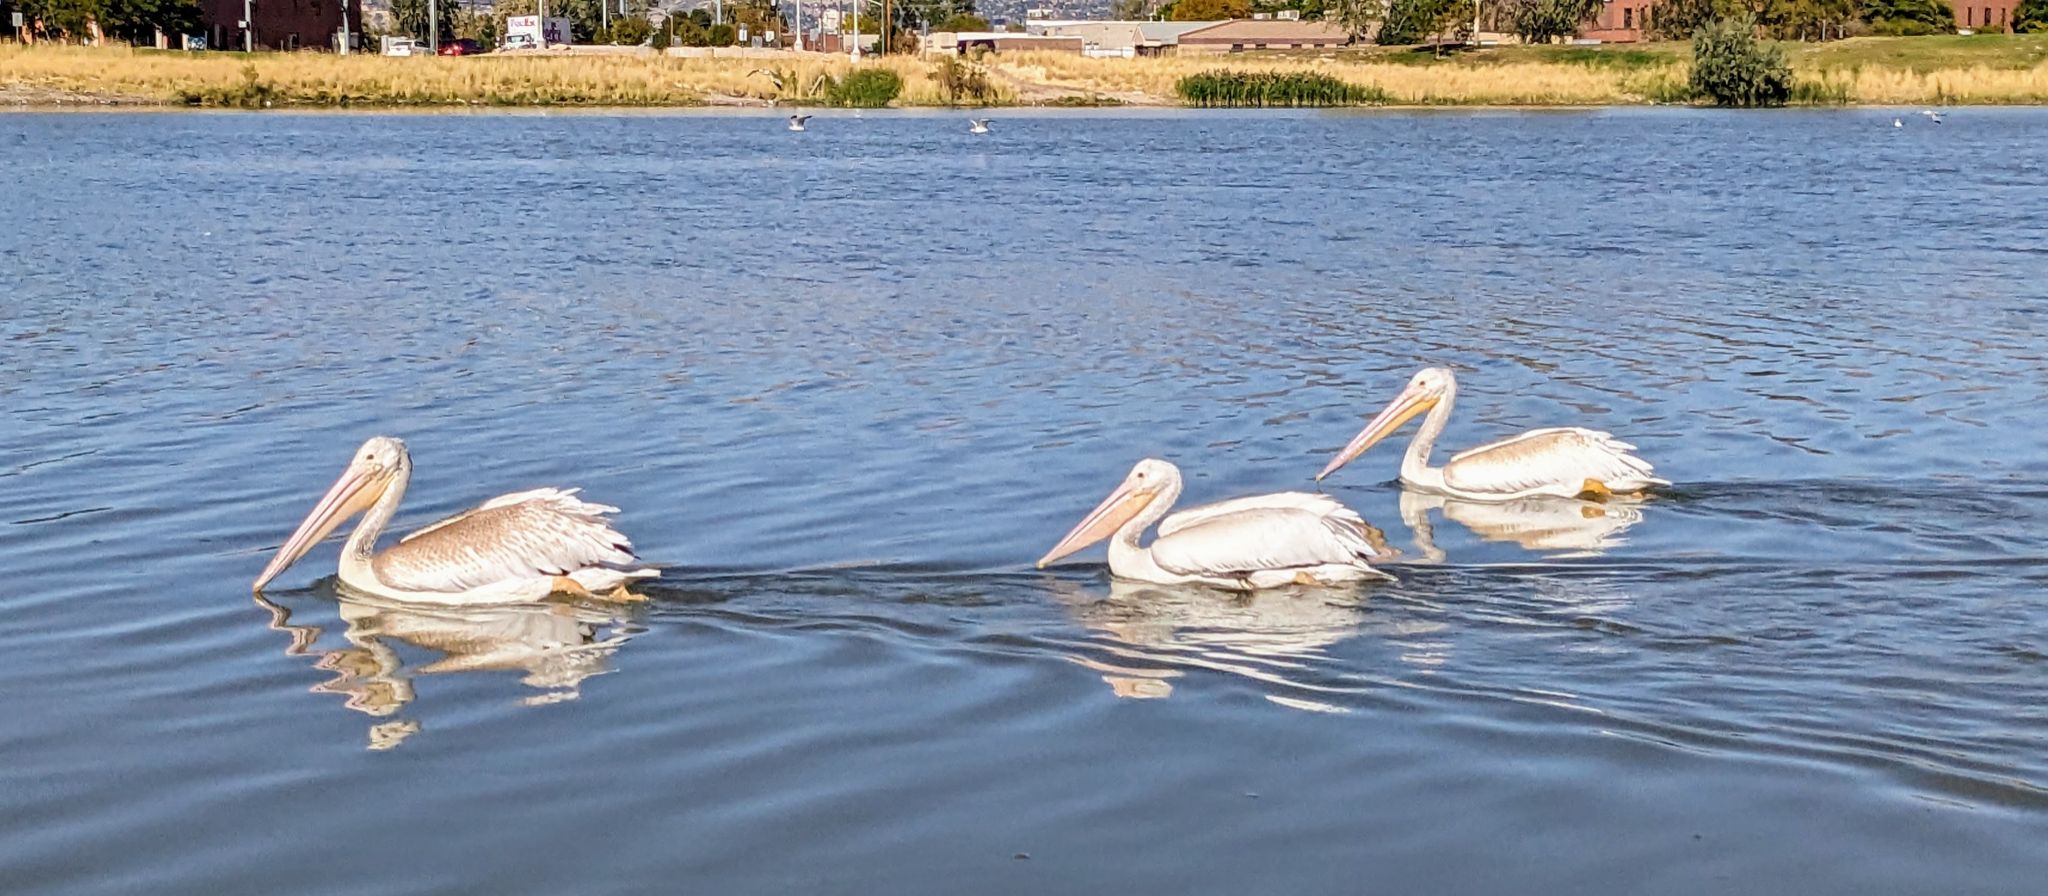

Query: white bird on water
[969,118,992,134]
[1318,367,1667,502]
[1893,117,1904,128]
[788,114,812,131]
[253,437,656,604]
[1920,109,1944,124]
[1037,458,1388,590]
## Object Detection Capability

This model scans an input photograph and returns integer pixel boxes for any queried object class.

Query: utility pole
[339,0,350,53]
[428,0,438,52]
[881,0,888,53]
[242,0,252,51]
[794,0,801,50]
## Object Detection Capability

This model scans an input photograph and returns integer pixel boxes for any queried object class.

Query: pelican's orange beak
[1036,479,1159,569]
[1317,384,1440,481]
[253,460,387,592]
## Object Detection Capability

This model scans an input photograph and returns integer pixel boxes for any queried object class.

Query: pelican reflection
[1048,574,1443,708]
[1399,491,1646,562]
[253,589,644,749]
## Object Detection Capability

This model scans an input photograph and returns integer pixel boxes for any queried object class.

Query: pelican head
[1318,367,1453,481]
[1036,458,1178,569]
[253,436,410,592]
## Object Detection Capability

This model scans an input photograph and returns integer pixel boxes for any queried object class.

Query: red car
[437,39,484,56]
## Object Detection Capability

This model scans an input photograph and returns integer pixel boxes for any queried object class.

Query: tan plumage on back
[1442,428,1663,497]
[376,488,645,594]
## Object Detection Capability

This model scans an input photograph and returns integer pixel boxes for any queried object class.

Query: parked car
[437,38,484,56]
[500,34,539,52]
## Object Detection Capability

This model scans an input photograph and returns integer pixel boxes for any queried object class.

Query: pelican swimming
[788,114,811,131]
[969,118,991,134]
[1318,367,1666,501]
[253,437,656,604]
[1037,458,1388,590]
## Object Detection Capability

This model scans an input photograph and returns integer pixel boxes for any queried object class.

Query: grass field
[3,36,2047,108]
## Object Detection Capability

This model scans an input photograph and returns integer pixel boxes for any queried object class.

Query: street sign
[11,12,24,28]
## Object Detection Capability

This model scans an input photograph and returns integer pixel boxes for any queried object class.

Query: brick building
[1580,0,2011,41]
[201,0,363,51]
[1954,0,2017,30]
[1580,0,1660,42]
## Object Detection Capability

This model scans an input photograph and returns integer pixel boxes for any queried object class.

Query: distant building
[1953,0,2016,30]
[1581,0,1659,41]
[1028,20,1222,57]
[201,0,365,50]
[1175,19,1351,54]
[925,31,1087,54]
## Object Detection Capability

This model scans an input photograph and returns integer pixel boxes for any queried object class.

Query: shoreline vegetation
[4,36,2047,109]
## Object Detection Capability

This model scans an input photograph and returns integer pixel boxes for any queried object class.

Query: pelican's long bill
[1317,385,1440,481]
[1035,480,1158,569]
[252,461,387,592]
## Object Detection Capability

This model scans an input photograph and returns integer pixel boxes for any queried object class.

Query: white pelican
[1893,117,1903,128]
[1036,458,1388,590]
[969,118,992,134]
[253,437,656,604]
[788,114,811,131]
[1318,367,1666,501]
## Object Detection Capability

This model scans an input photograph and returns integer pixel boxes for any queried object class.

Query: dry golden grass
[0,44,988,106]
[992,51,1653,105]
[3,41,2046,107]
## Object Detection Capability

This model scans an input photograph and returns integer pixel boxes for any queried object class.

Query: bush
[1175,71,1386,107]
[1863,0,1955,34]
[932,55,996,105]
[707,23,736,46]
[606,17,653,45]
[178,64,276,108]
[830,68,903,107]
[2020,0,2048,31]
[1689,18,1792,107]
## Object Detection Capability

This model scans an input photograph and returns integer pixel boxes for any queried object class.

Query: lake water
[3,108,2046,893]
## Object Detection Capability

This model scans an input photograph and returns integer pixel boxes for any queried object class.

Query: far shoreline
[4,37,2046,110]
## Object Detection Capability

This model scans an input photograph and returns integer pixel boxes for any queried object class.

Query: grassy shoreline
[5,37,2048,109]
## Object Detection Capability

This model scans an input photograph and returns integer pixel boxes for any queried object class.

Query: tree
[1861,0,1954,33]
[1498,0,1602,42]
[1690,16,1793,106]
[1171,0,1250,20]
[1378,0,1472,49]
[16,0,202,43]
[2019,0,2048,30]
[933,12,989,29]
[1110,0,1150,17]
[391,0,460,43]
[1326,0,1383,36]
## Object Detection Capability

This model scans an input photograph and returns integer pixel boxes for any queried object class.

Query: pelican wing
[1149,494,1378,577]
[1157,492,1350,537]
[1442,427,1667,496]
[373,488,646,593]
